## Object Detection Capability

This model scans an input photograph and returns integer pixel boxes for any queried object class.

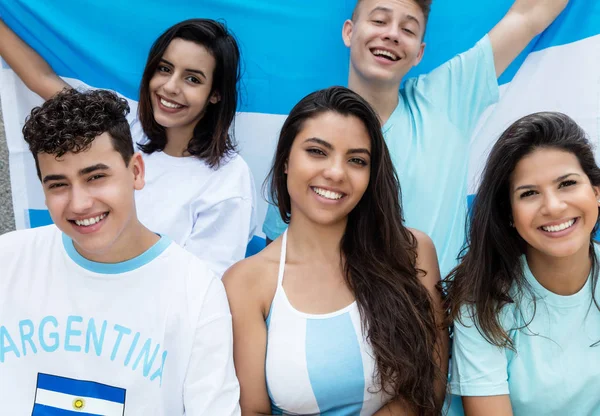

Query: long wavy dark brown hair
[266,86,441,414]
[445,112,600,349]
[138,19,239,168]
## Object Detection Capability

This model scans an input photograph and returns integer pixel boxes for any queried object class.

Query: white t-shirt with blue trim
[0,225,240,415]
[451,245,600,415]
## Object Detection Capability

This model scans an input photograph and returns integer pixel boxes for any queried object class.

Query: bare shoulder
[222,238,282,317]
[407,228,440,289]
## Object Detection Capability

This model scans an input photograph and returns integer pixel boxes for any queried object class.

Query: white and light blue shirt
[265,230,390,415]
[0,225,240,415]
[263,35,499,278]
[451,245,600,415]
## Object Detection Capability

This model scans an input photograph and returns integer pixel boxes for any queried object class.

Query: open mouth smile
[156,94,186,110]
[311,186,346,200]
[370,48,400,61]
[538,217,578,234]
[68,212,109,231]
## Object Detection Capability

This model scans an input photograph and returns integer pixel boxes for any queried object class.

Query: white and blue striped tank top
[265,230,390,415]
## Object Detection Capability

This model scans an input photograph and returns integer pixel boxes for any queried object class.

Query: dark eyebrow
[513,173,581,192]
[304,138,370,156]
[42,174,67,184]
[42,164,110,184]
[304,137,333,149]
[79,164,110,176]
[348,148,371,156]
[160,58,207,79]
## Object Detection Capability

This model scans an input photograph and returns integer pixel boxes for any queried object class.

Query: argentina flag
[32,373,126,416]
[0,0,599,245]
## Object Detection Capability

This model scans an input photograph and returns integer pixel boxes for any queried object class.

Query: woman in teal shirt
[447,112,600,415]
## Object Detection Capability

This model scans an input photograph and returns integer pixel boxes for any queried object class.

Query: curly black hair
[22,88,134,179]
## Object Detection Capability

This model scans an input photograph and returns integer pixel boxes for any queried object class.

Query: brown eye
[519,190,536,199]
[307,148,326,156]
[349,158,367,166]
[559,180,577,188]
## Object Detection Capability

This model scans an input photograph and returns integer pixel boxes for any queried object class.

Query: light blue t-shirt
[451,245,600,415]
[262,35,499,277]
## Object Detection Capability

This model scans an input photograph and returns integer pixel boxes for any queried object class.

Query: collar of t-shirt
[61,233,172,275]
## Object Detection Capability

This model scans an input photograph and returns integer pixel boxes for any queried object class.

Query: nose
[541,191,567,216]
[383,25,401,44]
[322,158,346,183]
[69,185,94,214]
[162,74,181,95]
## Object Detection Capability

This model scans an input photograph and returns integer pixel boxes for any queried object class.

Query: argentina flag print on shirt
[32,373,126,415]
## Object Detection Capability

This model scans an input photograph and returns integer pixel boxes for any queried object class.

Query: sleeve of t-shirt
[183,278,241,416]
[262,203,288,241]
[450,306,509,397]
[410,34,499,138]
[184,196,255,277]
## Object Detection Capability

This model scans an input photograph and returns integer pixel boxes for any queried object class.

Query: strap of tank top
[277,229,287,286]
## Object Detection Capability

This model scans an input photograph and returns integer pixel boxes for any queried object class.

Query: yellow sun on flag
[72,397,85,410]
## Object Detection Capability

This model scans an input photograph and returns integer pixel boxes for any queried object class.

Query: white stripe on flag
[35,388,124,415]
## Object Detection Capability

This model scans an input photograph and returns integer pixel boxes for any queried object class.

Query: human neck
[162,125,195,157]
[74,220,160,264]
[286,213,347,265]
[348,71,401,126]
[526,243,593,296]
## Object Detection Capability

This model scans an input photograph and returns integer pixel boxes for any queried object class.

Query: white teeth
[160,97,183,109]
[541,219,575,233]
[372,49,398,61]
[75,213,107,227]
[313,187,344,200]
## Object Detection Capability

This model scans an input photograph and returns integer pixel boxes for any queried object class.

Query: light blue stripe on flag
[36,373,125,404]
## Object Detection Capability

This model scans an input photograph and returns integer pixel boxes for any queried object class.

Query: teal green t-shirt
[451,245,600,414]
[262,35,499,278]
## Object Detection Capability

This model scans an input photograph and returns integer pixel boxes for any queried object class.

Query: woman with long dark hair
[447,112,600,415]
[224,86,448,415]
[0,18,255,275]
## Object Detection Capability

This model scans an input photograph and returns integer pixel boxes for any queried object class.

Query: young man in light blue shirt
[263,0,569,277]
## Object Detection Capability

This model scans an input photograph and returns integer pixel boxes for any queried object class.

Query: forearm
[508,0,569,36]
[0,19,68,99]
[489,0,569,76]
[463,395,513,416]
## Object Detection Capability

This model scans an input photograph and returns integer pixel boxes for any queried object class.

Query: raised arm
[0,19,69,100]
[489,0,569,77]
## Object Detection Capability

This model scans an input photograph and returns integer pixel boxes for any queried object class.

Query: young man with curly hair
[0,89,240,415]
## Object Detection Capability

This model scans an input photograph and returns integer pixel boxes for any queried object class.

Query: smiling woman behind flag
[0,18,256,277]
